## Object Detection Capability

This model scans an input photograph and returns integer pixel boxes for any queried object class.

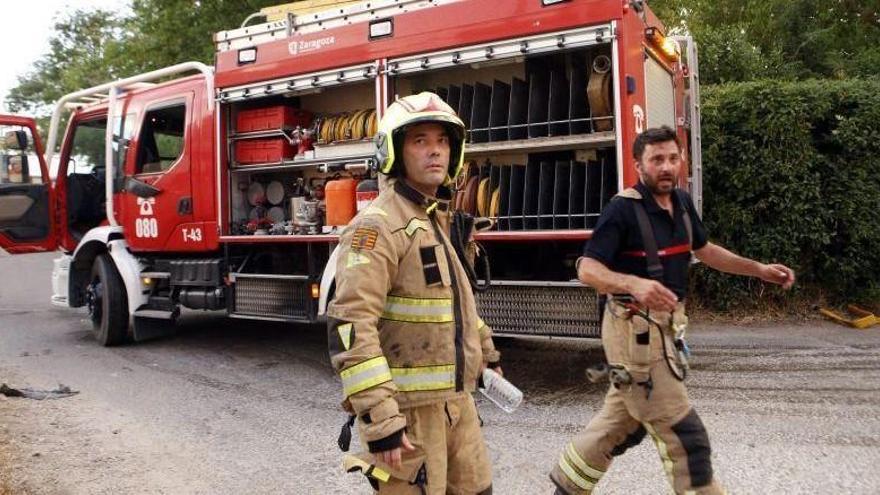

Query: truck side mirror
[6,155,30,183]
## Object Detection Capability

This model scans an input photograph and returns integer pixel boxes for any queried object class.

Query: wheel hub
[86,279,103,325]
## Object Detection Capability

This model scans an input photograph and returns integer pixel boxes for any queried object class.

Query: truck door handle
[124,176,161,198]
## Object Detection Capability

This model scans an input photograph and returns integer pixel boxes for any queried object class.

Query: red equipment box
[235,139,296,164]
[235,106,312,133]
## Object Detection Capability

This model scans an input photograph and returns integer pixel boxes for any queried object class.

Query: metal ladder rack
[214,0,461,52]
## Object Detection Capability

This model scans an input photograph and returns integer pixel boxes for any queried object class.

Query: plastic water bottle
[479,368,523,413]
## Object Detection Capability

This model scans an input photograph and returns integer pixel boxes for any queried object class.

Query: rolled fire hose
[588,55,613,132]
[461,175,480,215]
[476,177,490,217]
[316,109,378,144]
[489,188,501,218]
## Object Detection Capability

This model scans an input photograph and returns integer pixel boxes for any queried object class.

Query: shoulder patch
[347,252,371,268]
[362,205,388,217]
[404,218,429,237]
[351,226,379,251]
[337,323,354,351]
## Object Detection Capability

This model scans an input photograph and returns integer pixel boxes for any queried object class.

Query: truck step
[132,308,177,320]
[131,308,179,342]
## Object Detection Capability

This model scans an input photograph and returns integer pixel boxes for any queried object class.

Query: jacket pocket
[603,302,651,375]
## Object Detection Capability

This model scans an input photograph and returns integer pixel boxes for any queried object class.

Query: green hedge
[692,78,880,312]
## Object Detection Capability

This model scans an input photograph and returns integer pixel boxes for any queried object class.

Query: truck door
[122,94,195,251]
[0,115,56,253]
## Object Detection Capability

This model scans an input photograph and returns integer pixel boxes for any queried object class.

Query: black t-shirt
[584,182,708,300]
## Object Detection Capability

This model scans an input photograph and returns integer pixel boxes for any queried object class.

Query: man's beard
[643,174,677,195]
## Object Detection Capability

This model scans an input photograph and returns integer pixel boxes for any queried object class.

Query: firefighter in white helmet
[328,92,501,494]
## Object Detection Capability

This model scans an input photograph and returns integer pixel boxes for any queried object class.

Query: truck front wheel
[85,254,129,346]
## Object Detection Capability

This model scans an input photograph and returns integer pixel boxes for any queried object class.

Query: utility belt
[597,296,690,391]
[588,188,695,392]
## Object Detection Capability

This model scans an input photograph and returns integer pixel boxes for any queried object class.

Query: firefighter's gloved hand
[360,397,407,453]
[376,431,415,470]
[479,361,503,387]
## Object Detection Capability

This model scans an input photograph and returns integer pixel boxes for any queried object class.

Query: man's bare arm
[576,256,678,312]
[694,242,795,289]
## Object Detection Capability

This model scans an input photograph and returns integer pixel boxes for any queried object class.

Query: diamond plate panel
[475,284,600,337]
[233,275,309,320]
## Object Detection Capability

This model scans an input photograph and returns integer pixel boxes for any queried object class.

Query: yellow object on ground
[819,305,880,329]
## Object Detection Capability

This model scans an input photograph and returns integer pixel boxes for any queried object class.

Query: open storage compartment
[391,41,618,231]
[224,79,378,237]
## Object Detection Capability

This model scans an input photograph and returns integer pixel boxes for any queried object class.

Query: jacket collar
[393,179,451,214]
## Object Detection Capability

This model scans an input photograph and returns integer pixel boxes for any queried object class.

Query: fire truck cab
[0,0,701,346]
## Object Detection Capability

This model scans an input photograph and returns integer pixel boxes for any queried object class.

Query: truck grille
[475,282,600,338]
[232,274,309,321]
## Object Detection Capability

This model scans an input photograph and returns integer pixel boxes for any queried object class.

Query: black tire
[86,253,129,346]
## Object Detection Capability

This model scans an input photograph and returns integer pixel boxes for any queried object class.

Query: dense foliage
[694,79,880,310]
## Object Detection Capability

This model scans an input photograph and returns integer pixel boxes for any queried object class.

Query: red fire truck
[0,0,701,345]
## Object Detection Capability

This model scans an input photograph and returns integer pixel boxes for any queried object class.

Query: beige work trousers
[550,302,725,494]
[358,393,492,495]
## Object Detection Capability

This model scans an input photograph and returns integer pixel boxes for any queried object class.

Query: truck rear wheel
[86,254,129,346]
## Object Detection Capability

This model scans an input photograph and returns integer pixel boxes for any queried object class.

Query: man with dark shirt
[550,126,795,494]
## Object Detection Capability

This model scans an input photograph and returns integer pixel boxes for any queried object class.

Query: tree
[117,0,279,74]
[6,0,280,116]
[6,9,124,115]
[649,0,880,84]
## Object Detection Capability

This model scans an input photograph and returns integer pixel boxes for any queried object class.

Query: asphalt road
[1,251,879,494]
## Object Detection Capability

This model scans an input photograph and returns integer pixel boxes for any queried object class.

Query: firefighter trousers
[357,393,492,495]
[550,304,725,495]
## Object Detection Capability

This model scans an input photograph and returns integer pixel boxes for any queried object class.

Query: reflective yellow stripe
[645,422,676,486]
[558,453,596,491]
[343,455,391,483]
[386,295,452,306]
[390,364,455,392]
[566,443,605,480]
[340,357,392,397]
[380,295,453,323]
[381,312,454,323]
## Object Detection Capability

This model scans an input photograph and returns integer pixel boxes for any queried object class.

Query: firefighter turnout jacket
[327,178,500,452]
